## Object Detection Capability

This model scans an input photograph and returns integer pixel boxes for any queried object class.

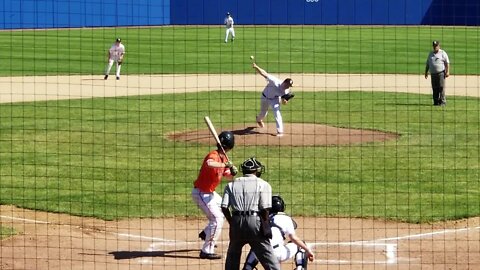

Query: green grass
[1,25,479,223]
[1,91,479,223]
[0,226,16,240]
[0,26,479,75]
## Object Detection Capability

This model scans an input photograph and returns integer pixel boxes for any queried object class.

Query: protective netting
[0,1,479,269]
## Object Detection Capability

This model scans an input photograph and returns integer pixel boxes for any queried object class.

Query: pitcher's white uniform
[224,13,235,43]
[104,39,125,80]
[257,74,290,134]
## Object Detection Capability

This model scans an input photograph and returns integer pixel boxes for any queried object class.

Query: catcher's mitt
[281,93,295,101]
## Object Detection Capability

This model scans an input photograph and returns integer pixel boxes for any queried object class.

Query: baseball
[250,55,255,60]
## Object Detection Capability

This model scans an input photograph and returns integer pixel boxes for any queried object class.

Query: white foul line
[115,233,179,242]
[0,215,50,224]
[373,226,480,242]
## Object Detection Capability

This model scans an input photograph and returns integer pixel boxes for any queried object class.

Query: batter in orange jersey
[194,150,231,192]
[191,131,238,260]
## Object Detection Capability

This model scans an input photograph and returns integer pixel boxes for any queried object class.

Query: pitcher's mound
[168,123,398,146]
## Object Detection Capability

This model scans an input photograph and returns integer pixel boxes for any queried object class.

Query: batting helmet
[271,195,286,213]
[241,157,265,177]
[218,131,235,150]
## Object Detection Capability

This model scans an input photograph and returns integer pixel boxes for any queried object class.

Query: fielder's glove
[118,59,123,65]
[281,93,295,101]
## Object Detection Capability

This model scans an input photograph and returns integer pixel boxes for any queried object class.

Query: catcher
[253,63,294,137]
[242,195,314,270]
[104,38,125,80]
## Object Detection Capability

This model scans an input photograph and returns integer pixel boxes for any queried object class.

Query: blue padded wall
[0,0,170,29]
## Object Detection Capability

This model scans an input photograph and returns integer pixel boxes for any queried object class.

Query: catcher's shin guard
[242,249,259,270]
[295,248,308,270]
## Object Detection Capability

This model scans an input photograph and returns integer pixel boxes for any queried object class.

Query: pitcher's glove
[281,93,295,101]
[118,59,123,65]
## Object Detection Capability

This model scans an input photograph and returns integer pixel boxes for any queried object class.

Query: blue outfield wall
[170,0,480,26]
[0,0,479,29]
[171,0,431,25]
[0,0,170,29]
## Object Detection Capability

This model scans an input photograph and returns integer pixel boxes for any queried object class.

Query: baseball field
[0,26,480,269]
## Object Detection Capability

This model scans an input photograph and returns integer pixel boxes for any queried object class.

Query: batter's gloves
[230,166,238,176]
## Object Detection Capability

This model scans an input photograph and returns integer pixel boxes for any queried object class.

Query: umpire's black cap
[432,40,439,46]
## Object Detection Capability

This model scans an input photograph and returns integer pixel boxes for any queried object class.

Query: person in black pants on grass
[425,40,450,106]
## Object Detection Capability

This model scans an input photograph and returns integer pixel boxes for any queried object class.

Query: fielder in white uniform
[224,12,235,43]
[253,63,293,137]
[242,195,314,270]
[104,38,125,80]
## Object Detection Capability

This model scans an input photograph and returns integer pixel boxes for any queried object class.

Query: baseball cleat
[199,251,222,260]
[257,121,264,128]
[116,76,120,80]
[276,132,284,137]
[104,75,108,80]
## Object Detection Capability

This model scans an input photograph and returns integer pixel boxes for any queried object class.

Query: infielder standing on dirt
[425,40,450,106]
[242,195,314,270]
[104,38,125,80]
[224,12,235,43]
[253,63,294,137]
[192,131,238,260]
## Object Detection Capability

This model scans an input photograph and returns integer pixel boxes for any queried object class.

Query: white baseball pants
[191,188,224,254]
[225,28,235,42]
[244,243,302,269]
[256,96,284,134]
[105,59,122,78]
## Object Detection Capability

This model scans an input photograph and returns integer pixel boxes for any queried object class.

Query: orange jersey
[194,150,231,193]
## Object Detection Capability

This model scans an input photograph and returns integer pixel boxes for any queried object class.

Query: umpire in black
[425,40,450,106]
[221,157,280,270]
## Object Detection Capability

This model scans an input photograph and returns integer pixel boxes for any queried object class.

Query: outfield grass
[0,91,479,223]
[0,26,479,75]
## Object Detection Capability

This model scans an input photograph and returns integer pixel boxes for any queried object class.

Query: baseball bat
[204,116,230,161]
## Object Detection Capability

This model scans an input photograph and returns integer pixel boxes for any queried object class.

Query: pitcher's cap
[116,38,121,42]
[284,78,293,87]
[432,40,439,46]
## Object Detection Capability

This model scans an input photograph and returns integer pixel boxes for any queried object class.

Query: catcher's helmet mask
[218,131,235,150]
[271,195,286,213]
[241,157,265,177]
